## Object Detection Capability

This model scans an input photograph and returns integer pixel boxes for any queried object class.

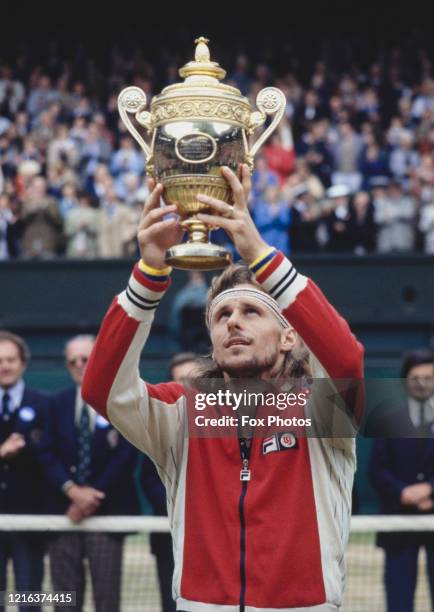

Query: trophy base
[166,243,232,271]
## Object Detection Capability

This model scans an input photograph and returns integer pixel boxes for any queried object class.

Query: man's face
[0,340,26,389]
[334,196,349,208]
[406,363,434,401]
[65,338,95,386]
[171,361,197,383]
[210,284,295,379]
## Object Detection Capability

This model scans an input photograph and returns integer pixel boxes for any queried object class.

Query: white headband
[207,287,291,330]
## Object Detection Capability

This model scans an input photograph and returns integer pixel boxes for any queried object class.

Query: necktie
[76,403,91,485]
[419,402,426,427]
[1,393,11,422]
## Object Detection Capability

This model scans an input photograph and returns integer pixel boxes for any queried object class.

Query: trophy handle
[117,87,153,159]
[248,87,286,159]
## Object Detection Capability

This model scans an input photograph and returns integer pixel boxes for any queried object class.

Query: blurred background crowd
[2,33,434,260]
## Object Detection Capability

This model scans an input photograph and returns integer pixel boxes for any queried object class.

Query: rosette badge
[118,37,286,270]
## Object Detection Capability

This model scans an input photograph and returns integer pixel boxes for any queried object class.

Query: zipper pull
[240,458,251,481]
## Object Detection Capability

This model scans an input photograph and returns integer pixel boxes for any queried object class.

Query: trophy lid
[151,37,252,129]
[179,37,226,82]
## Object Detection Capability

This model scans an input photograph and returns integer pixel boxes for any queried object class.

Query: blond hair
[195,263,310,379]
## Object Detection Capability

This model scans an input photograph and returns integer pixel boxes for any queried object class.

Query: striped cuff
[253,250,307,309]
[248,247,277,274]
[118,262,171,321]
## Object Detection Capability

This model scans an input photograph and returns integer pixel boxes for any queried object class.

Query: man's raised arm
[82,182,186,465]
[196,165,364,382]
[250,248,364,380]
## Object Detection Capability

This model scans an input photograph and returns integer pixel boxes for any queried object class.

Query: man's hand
[196,165,270,264]
[0,433,26,459]
[66,485,105,515]
[401,483,433,506]
[66,503,86,523]
[417,498,434,511]
[137,180,184,269]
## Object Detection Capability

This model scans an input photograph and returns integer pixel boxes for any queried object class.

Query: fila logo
[263,436,279,455]
[262,432,298,455]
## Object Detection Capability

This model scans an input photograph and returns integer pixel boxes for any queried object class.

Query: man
[330,121,363,193]
[289,183,320,253]
[369,349,434,612]
[374,179,417,253]
[168,353,199,383]
[0,331,49,612]
[98,182,137,258]
[38,335,138,612]
[20,176,64,259]
[138,353,198,612]
[82,166,364,611]
[323,184,353,252]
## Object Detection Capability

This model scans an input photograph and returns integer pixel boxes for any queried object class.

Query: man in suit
[369,349,434,612]
[38,335,138,612]
[0,330,49,612]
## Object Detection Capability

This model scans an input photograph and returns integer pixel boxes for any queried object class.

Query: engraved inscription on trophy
[175,133,217,164]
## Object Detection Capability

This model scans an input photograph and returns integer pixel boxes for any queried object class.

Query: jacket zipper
[238,438,251,612]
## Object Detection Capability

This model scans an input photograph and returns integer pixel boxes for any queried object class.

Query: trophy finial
[179,37,226,81]
[194,37,210,62]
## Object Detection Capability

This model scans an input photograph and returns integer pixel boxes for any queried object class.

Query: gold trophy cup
[118,37,286,270]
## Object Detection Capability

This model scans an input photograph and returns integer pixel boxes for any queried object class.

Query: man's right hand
[0,433,26,459]
[137,180,184,269]
[66,485,106,515]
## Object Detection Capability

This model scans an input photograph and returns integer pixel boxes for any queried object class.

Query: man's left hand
[417,498,434,511]
[196,165,269,264]
[66,503,86,523]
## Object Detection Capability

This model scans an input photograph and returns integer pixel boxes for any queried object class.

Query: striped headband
[207,287,291,329]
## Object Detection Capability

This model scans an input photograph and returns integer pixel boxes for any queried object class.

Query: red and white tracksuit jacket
[82,250,364,612]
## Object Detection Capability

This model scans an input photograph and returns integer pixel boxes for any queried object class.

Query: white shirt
[0,379,25,415]
[408,396,434,428]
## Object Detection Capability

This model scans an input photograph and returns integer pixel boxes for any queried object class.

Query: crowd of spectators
[1,42,434,260]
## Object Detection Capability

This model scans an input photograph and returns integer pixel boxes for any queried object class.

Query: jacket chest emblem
[262,432,298,455]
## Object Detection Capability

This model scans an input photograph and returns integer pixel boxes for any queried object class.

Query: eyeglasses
[67,356,89,367]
